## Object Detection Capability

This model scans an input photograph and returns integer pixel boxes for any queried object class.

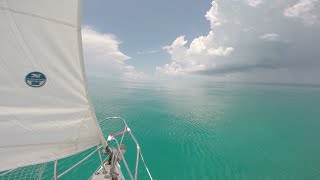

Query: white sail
[0,0,105,171]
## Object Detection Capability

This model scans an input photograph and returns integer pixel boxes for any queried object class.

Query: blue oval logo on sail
[25,72,46,87]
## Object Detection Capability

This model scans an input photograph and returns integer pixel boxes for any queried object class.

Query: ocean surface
[10,80,320,180]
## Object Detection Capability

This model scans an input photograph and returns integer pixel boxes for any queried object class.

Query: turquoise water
[33,80,320,179]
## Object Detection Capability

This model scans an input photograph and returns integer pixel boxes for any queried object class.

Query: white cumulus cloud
[246,0,264,7]
[259,33,280,41]
[155,0,320,84]
[205,1,222,28]
[82,26,145,80]
[156,1,236,76]
[156,62,185,76]
[79,0,320,84]
[157,29,234,75]
[123,66,147,80]
[284,0,319,25]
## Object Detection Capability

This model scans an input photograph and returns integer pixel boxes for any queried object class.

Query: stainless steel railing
[100,117,153,180]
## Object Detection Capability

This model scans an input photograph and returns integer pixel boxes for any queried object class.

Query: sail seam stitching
[2,1,42,71]
[0,6,78,29]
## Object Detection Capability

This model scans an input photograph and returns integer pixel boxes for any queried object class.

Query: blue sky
[81,0,320,84]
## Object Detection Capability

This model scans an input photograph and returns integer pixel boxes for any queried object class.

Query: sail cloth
[0,0,105,171]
